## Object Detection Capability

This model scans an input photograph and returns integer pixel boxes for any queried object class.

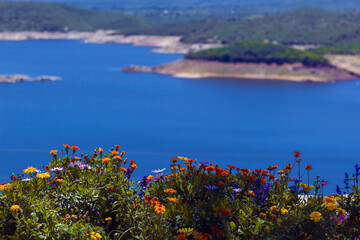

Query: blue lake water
[1,40,360,194]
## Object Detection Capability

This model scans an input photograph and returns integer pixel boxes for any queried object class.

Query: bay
[1,39,360,194]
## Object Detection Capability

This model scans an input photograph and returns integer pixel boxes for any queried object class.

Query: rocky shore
[0,31,222,54]
[121,60,360,82]
[0,74,61,83]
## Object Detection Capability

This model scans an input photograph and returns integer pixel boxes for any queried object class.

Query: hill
[186,41,330,67]
[0,1,151,32]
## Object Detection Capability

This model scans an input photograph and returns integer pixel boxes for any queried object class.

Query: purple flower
[331,212,350,225]
[320,180,329,185]
[152,168,166,174]
[153,173,163,182]
[204,185,218,190]
[49,167,64,172]
[79,164,92,170]
[68,161,82,168]
[199,162,210,165]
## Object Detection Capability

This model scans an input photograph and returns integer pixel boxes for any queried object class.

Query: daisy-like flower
[49,167,64,172]
[21,178,31,182]
[23,167,37,174]
[232,188,242,193]
[10,205,20,212]
[152,168,166,174]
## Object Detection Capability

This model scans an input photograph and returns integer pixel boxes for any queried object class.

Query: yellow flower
[337,208,347,216]
[178,228,194,236]
[105,217,112,221]
[90,232,102,240]
[167,197,179,203]
[323,196,336,203]
[23,166,37,174]
[0,183,13,191]
[56,179,65,183]
[270,206,277,212]
[178,156,184,160]
[300,183,314,193]
[36,172,50,179]
[10,205,20,212]
[154,203,166,214]
[310,211,322,222]
[325,202,337,211]
[98,148,103,154]
[248,190,255,196]
[281,208,288,215]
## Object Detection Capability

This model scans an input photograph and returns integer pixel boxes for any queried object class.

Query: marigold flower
[248,190,255,196]
[154,203,166,214]
[305,164,313,170]
[323,196,336,203]
[259,212,267,218]
[164,188,177,193]
[249,175,255,183]
[74,157,81,160]
[227,165,236,169]
[56,179,65,183]
[50,150,57,157]
[112,151,119,155]
[270,206,277,212]
[220,209,230,216]
[146,175,153,181]
[10,205,20,212]
[23,166,37,174]
[114,144,121,149]
[285,164,293,169]
[167,197,179,203]
[130,163,138,169]
[217,181,225,186]
[102,157,110,163]
[63,144,69,153]
[71,146,79,154]
[105,217,112,221]
[120,167,127,172]
[112,156,122,162]
[98,148,103,154]
[281,208,288,215]
[241,168,251,173]
[325,202,337,211]
[310,211,322,222]
[178,228,194,236]
[294,151,301,157]
[109,186,114,191]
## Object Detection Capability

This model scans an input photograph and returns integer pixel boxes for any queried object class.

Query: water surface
[1,40,360,194]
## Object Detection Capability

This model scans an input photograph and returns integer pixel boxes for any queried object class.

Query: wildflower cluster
[1,148,360,239]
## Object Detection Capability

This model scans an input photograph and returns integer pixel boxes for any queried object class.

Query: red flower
[267,165,278,171]
[305,164,313,170]
[220,209,231,216]
[227,165,236,170]
[249,175,255,183]
[210,225,221,233]
[0,182,6,185]
[260,178,267,185]
[255,169,261,173]
[71,146,79,154]
[109,186,114,191]
[217,181,224,186]
[10,174,17,181]
[294,151,301,157]
[177,234,187,240]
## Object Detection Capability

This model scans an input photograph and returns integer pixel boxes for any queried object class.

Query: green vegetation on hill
[186,41,330,67]
[179,9,360,46]
[311,43,360,55]
[0,1,151,32]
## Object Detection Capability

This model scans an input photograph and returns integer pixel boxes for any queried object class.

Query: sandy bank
[122,59,359,82]
[325,54,360,75]
[0,31,222,54]
[0,74,61,83]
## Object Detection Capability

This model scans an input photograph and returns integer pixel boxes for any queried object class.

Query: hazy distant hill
[4,0,360,23]
[0,1,151,32]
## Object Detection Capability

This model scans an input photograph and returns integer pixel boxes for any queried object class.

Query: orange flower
[50,150,57,157]
[164,188,177,193]
[146,175,153,181]
[109,186,114,191]
[171,157,178,162]
[248,190,255,196]
[98,148,103,154]
[305,164,313,170]
[102,157,110,163]
[70,146,79,154]
[112,151,119,155]
[114,144,121,150]
[154,203,166,214]
[63,144,69,153]
[241,168,251,173]
[74,157,81,160]
[217,181,224,186]
[285,164,293,169]
[112,156,122,162]
[185,158,195,163]
[177,234,187,240]
[120,167,127,172]
[167,197,179,203]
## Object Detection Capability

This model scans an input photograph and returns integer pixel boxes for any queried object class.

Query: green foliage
[0,2,151,32]
[1,146,360,239]
[186,41,330,67]
[311,43,360,55]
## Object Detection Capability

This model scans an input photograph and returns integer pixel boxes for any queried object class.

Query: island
[0,74,61,83]
[121,41,360,82]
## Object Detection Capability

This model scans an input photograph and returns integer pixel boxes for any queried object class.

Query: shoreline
[122,60,360,83]
[0,31,222,54]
